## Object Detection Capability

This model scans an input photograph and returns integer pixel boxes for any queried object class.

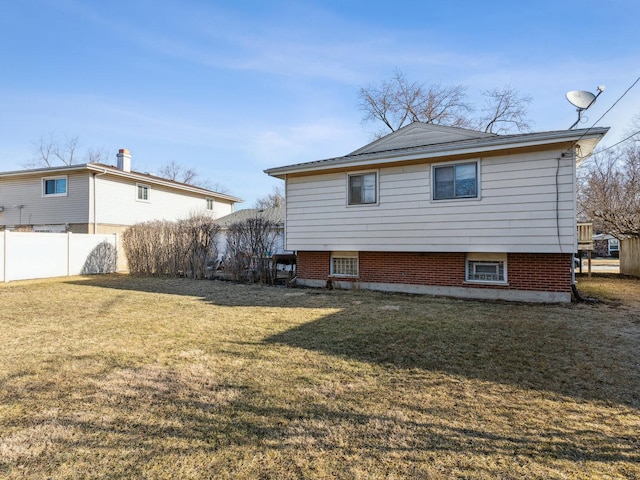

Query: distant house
[265,122,609,303]
[214,205,286,258]
[593,233,619,257]
[0,149,241,235]
[0,149,241,270]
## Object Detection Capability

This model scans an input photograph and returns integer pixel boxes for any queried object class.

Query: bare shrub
[225,217,278,284]
[122,214,220,278]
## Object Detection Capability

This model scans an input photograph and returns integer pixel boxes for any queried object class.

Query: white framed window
[136,183,150,202]
[206,198,215,211]
[433,161,478,200]
[42,176,68,197]
[348,171,377,205]
[466,253,507,284]
[331,251,359,277]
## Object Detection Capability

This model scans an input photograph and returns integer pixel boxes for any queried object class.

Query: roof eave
[0,163,242,203]
[265,127,610,178]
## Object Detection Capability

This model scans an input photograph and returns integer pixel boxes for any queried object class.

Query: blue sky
[1,0,639,206]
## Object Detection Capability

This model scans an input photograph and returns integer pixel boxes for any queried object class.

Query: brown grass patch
[0,274,639,478]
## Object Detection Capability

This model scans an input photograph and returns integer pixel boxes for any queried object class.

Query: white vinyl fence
[0,231,118,282]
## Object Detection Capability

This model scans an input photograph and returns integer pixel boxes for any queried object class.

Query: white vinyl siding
[0,170,236,230]
[285,150,576,254]
[94,176,234,226]
[0,173,90,226]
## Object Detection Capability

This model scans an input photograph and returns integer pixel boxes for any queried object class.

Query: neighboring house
[265,122,609,302]
[0,149,242,270]
[0,149,241,234]
[214,205,286,258]
[593,233,619,257]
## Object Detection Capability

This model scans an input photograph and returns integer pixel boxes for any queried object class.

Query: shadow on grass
[4,358,636,477]
[64,275,640,409]
[264,300,640,410]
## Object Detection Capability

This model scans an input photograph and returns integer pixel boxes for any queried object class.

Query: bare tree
[254,184,285,209]
[157,160,228,191]
[359,71,472,137]
[86,147,110,164]
[577,144,640,238]
[479,86,533,134]
[358,70,533,138]
[225,216,279,284]
[27,133,79,167]
[158,160,200,184]
[26,133,108,168]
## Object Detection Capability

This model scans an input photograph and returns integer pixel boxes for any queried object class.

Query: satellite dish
[565,86,605,129]
[566,90,597,110]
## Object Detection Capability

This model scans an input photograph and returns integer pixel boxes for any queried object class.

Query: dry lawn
[0,274,638,479]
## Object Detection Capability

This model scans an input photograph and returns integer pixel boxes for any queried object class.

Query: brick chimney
[116,148,132,172]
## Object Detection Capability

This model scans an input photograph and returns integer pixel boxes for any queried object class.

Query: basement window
[466,253,507,284]
[331,251,359,277]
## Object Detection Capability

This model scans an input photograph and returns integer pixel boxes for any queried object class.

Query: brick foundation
[296,251,573,300]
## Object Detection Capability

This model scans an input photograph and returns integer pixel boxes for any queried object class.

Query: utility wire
[594,129,640,154]
[564,74,640,155]
[589,75,640,129]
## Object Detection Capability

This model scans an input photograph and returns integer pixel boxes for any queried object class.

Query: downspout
[93,170,107,234]
[561,151,595,303]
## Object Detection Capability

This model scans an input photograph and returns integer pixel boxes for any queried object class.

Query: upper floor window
[206,198,214,211]
[348,172,377,205]
[42,176,67,196]
[433,162,478,200]
[137,183,150,201]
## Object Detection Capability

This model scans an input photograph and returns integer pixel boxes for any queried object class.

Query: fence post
[67,232,72,277]
[3,230,7,283]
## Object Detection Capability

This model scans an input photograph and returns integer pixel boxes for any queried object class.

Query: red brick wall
[297,251,572,293]
[297,251,331,279]
[507,253,572,292]
[359,252,466,286]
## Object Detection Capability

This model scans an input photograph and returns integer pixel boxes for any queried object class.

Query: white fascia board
[0,164,91,178]
[85,164,243,203]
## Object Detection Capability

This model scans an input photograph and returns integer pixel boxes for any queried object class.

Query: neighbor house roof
[214,205,285,228]
[0,162,242,203]
[265,122,609,179]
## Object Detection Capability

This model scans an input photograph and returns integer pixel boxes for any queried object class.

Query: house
[265,122,609,302]
[0,149,242,269]
[593,233,619,257]
[213,205,286,259]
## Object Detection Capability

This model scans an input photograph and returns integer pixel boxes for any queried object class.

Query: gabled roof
[265,123,609,178]
[349,122,496,155]
[0,162,242,203]
[214,205,285,228]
